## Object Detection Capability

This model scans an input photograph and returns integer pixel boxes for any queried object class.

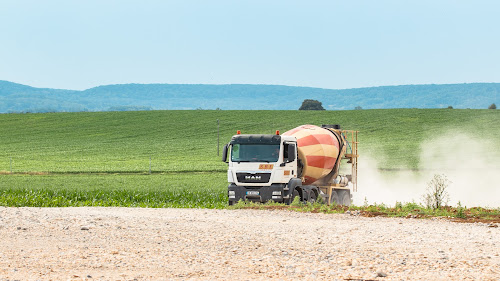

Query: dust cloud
[353,132,500,208]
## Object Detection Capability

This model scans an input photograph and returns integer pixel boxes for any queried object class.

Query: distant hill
[0,80,498,113]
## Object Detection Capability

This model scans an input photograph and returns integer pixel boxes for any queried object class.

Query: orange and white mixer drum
[283,125,341,185]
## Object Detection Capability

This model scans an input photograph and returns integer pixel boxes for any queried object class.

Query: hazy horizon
[3,79,500,93]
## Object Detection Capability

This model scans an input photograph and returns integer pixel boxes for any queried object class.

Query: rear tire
[308,189,317,203]
[330,190,339,205]
[337,190,351,206]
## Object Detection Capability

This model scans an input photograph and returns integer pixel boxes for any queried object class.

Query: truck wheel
[330,190,339,205]
[308,189,317,203]
[337,190,351,206]
[290,189,300,204]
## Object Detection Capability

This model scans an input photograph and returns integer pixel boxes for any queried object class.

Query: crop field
[0,173,226,208]
[1,109,499,208]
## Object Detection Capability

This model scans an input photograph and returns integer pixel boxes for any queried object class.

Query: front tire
[289,188,300,204]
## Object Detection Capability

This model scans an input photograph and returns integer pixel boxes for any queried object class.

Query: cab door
[281,142,297,181]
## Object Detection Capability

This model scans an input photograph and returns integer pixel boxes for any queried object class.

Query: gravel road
[0,207,499,280]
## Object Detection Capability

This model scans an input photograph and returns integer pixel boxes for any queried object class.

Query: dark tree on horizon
[299,99,325,110]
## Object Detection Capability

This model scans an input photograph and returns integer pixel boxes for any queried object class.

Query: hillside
[0,80,498,113]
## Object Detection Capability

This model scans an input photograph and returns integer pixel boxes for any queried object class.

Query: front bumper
[228,183,288,203]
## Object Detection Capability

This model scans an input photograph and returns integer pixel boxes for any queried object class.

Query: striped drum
[283,125,341,185]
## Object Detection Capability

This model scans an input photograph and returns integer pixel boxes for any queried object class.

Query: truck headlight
[228,190,235,199]
[272,191,281,195]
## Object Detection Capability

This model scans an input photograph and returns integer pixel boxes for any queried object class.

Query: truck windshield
[231,144,280,163]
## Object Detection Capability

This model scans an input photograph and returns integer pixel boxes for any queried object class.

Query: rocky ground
[0,207,499,280]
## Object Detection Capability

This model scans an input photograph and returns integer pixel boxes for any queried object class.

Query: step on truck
[222,124,358,206]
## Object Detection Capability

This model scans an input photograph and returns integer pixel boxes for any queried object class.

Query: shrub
[291,194,302,206]
[423,174,450,209]
[489,103,497,109]
[456,201,466,218]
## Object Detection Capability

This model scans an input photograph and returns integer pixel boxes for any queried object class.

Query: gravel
[0,207,499,280]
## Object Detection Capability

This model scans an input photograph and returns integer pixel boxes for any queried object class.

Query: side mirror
[222,144,229,163]
[287,144,296,162]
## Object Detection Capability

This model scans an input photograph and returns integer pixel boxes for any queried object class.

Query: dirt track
[0,207,499,280]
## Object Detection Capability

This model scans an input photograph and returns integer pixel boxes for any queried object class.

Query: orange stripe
[306,155,337,169]
[297,134,337,147]
[304,176,317,185]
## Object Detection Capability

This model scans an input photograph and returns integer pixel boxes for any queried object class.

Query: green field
[0,173,226,208]
[1,109,499,207]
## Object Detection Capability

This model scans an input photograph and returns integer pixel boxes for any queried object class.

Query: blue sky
[1,0,499,90]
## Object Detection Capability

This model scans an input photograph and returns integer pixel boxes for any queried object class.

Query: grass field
[1,109,499,208]
[0,173,227,208]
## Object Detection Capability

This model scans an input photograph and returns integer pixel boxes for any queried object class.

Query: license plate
[246,191,259,195]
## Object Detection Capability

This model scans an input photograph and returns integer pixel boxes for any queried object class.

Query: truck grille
[236,173,271,183]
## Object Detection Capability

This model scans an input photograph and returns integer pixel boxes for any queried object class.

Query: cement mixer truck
[222,124,358,206]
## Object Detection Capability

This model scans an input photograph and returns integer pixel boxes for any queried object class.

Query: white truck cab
[222,133,301,205]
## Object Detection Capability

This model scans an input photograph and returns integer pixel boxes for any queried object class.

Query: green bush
[423,174,450,209]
